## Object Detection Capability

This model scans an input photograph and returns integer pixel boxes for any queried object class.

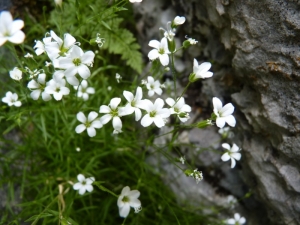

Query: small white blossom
[0,11,25,46]
[179,156,185,164]
[226,213,246,225]
[189,59,213,82]
[146,76,163,97]
[9,67,22,81]
[75,111,103,137]
[44,77,70,101]
[221,143,241,168]
[148,37,170,66]
[95,33,105,47]
[166,97,191,122]
[74,80,95,101]
[129,0,142,2]
[45,61,52,67]
[25,67,43,79]
[117,186,141,218]
[116,73,122,83]
[189,168,203,184]
[59,45,95,82]
[123,87,144,121]
[27,73,51,101]
[45,30,76,60]
[76,147,80,152]
[160,21,176,41]
[140,98,171,128]
[73,174,95,195]
[99,98,129,134]
[2,91,21,107]
[185,36,198,45]
[33,36,52,56]
[173,16,186,25]
[213,97,236,128]
[24,53,33,58]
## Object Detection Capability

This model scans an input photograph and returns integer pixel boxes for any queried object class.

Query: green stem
[95,183,119,198]
[170,52,177,98]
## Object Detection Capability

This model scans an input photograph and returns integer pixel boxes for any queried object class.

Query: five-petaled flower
[226,213,246,225]
[221,143,241,168]
[2,91,21,107]
[140,98,170,128]
[123,87,144,121]
[73,174,95,195]
[145,76,163,97]
[212,97,236,128]
[117,186,141,218]
[75,111,103,137]
[74,80,95,101]
[27,73,51,101]
[166,97,191,122]
[0,11,25,46]
[99,98,129,134]
[148,37,170,66]
[189,59,213,82]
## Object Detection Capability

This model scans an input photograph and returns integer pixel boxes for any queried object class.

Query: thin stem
[95,183,119,198]
[170,52,177,98]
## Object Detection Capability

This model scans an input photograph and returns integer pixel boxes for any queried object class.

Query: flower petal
[77,112,86,123]
[141,114,153,127]
[221,152,230,162]
[225,115,236,127]
[75,124,86,134]
[119,204,130,218]
[87,127,96,137]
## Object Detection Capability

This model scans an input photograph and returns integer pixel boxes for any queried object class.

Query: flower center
[73,58,81,66]
[55,87,61,92]
[122,196,130,203]
[149,111,156,117]
[158,48,165,55]
[174,107,179,113]
[85,121,91,128]
[110,109,119,117]
[131,100,136,107]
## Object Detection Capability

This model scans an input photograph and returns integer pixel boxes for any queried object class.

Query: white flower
[25,67,42,79]
[45,30,76,60]
[117,186,141,218]
[189,168,203,184]
[27,73,51,101]
[99,98,129,134]
[179,156,185,165]
[213,97,236,128]
[33,36,52,55]
[221,143,241,168]
[173,16,186,25]
[0,11,25,46]
[116,73,122,83]
[148,37,170,66]
[129,0,142,2]
[95,33,105,47]
[73,174,95,195]
[44,77,70,101]
[75,111,103,137]
[146,76,162,97]
[189,59,213,82]
[166,97,191,122]
[59,45,95,81]
[140,98,170,128]
[2,91,21,107]
[9,67,22,80]
[24,53,33,58]
[226,213,246,225]
[74,80,95,101]
[45,61,52,67]
[160,22,176,42]
[123,87,144,121]
[54,0,63,7]
[185,36,198,45]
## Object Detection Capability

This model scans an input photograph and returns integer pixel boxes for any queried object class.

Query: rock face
[134,0,300,224]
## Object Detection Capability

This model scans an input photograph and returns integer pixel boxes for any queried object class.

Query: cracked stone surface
[134,0,300,224]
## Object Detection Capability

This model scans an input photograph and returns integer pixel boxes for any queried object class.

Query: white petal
[87,127,96,137]
[222,143,231,150]
[221,153,230,162]
[77,112,86,123]
[119,204,130,218]
[232,152,241,161]
[75,124,86,134]
[129,199,141,208]
[85,184,93,192]
[63,33,76,48]
[165,98,175,107]
[99,105,111,113]
[230,158,236,168]
[81,51,95,64]
[73,183,82,190]
[30,90,41,100]
[8,30,25,44]
[216,117,226,128]
[112,117,122,130]
[88,111,98,121]
[148,49,159,60]
[159,54,169,66]
[141,114,153,127]
[134,108,142,121]
[91,120,103,129]
[153,116,165,128]
[135,87,143,100]
[77,174,85,182]
[220,103,234,116]
[212,97,223,111]
[123,90,134,102]
[77,64,90,79]
[154,98,164,110]
[100,114,112,125]
[225,115,236,127]
[148,40,160,49]
[78,187,86,195]
[109,97,121,109]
